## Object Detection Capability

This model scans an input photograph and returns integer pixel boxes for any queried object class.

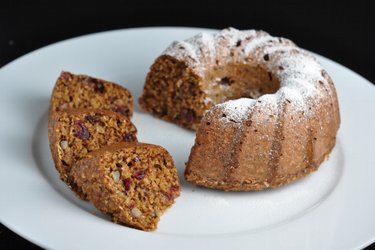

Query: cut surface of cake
[50,71,133,118]
[71,142,180,231]
[48,109,137,198]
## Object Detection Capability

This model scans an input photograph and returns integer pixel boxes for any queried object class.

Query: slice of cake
[50,71,133,118]
[48,109,137,199]
[71,142,180,231]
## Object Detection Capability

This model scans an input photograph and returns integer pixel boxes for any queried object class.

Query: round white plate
[1,27,375,250]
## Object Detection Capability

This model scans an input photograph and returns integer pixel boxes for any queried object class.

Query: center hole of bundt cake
[203,64,280,104]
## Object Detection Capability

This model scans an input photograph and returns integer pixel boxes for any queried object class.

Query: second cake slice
[48,109,137,199]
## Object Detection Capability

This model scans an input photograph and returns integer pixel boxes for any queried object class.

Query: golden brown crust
[50,71,133,118]
[71,142,180,231]
[185,150,332,191]
[48,109,137,199]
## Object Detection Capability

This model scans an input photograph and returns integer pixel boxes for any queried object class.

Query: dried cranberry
[108,96,118,103]
[180,108,196,125]
[95,82,105,93]
[122,133,135,142]
[170,185,179,192]
[59,71,71,80]
[85,115,100,123]
[112,106,130,117]
[74,121,90,140]
[164,186,179,201]
[86,77,105,93]
[218,76,233,85]
[123,178,132,191]
[133,170,147,180]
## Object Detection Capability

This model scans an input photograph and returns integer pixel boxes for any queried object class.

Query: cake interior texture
[72,142,180,231]
[50,71,133,118]
[140,55,280,130]
[48,109,137,198]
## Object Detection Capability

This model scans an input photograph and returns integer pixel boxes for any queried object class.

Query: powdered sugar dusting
[163,28,270,76]
[218,98,256,123]
[162,27,333,125]
[243,35,272,55]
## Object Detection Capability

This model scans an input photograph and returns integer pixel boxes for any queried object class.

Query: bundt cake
[50,71,133,118]
[48,109,137,198]
[71,142,180,231]
[139,27,340,190]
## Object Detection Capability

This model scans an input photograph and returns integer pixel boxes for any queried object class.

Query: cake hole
[203,63,280,103]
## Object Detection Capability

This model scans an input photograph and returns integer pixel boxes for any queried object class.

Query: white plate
[1,27,375,250]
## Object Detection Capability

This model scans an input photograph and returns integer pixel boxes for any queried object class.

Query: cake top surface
[163,27,333,125]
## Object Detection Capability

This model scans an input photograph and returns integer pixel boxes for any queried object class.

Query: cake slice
[71,142,180,231]
[50,71,133,118]
[48,109,137,199]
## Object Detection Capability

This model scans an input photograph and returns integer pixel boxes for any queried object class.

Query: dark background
[1,0,374,249]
